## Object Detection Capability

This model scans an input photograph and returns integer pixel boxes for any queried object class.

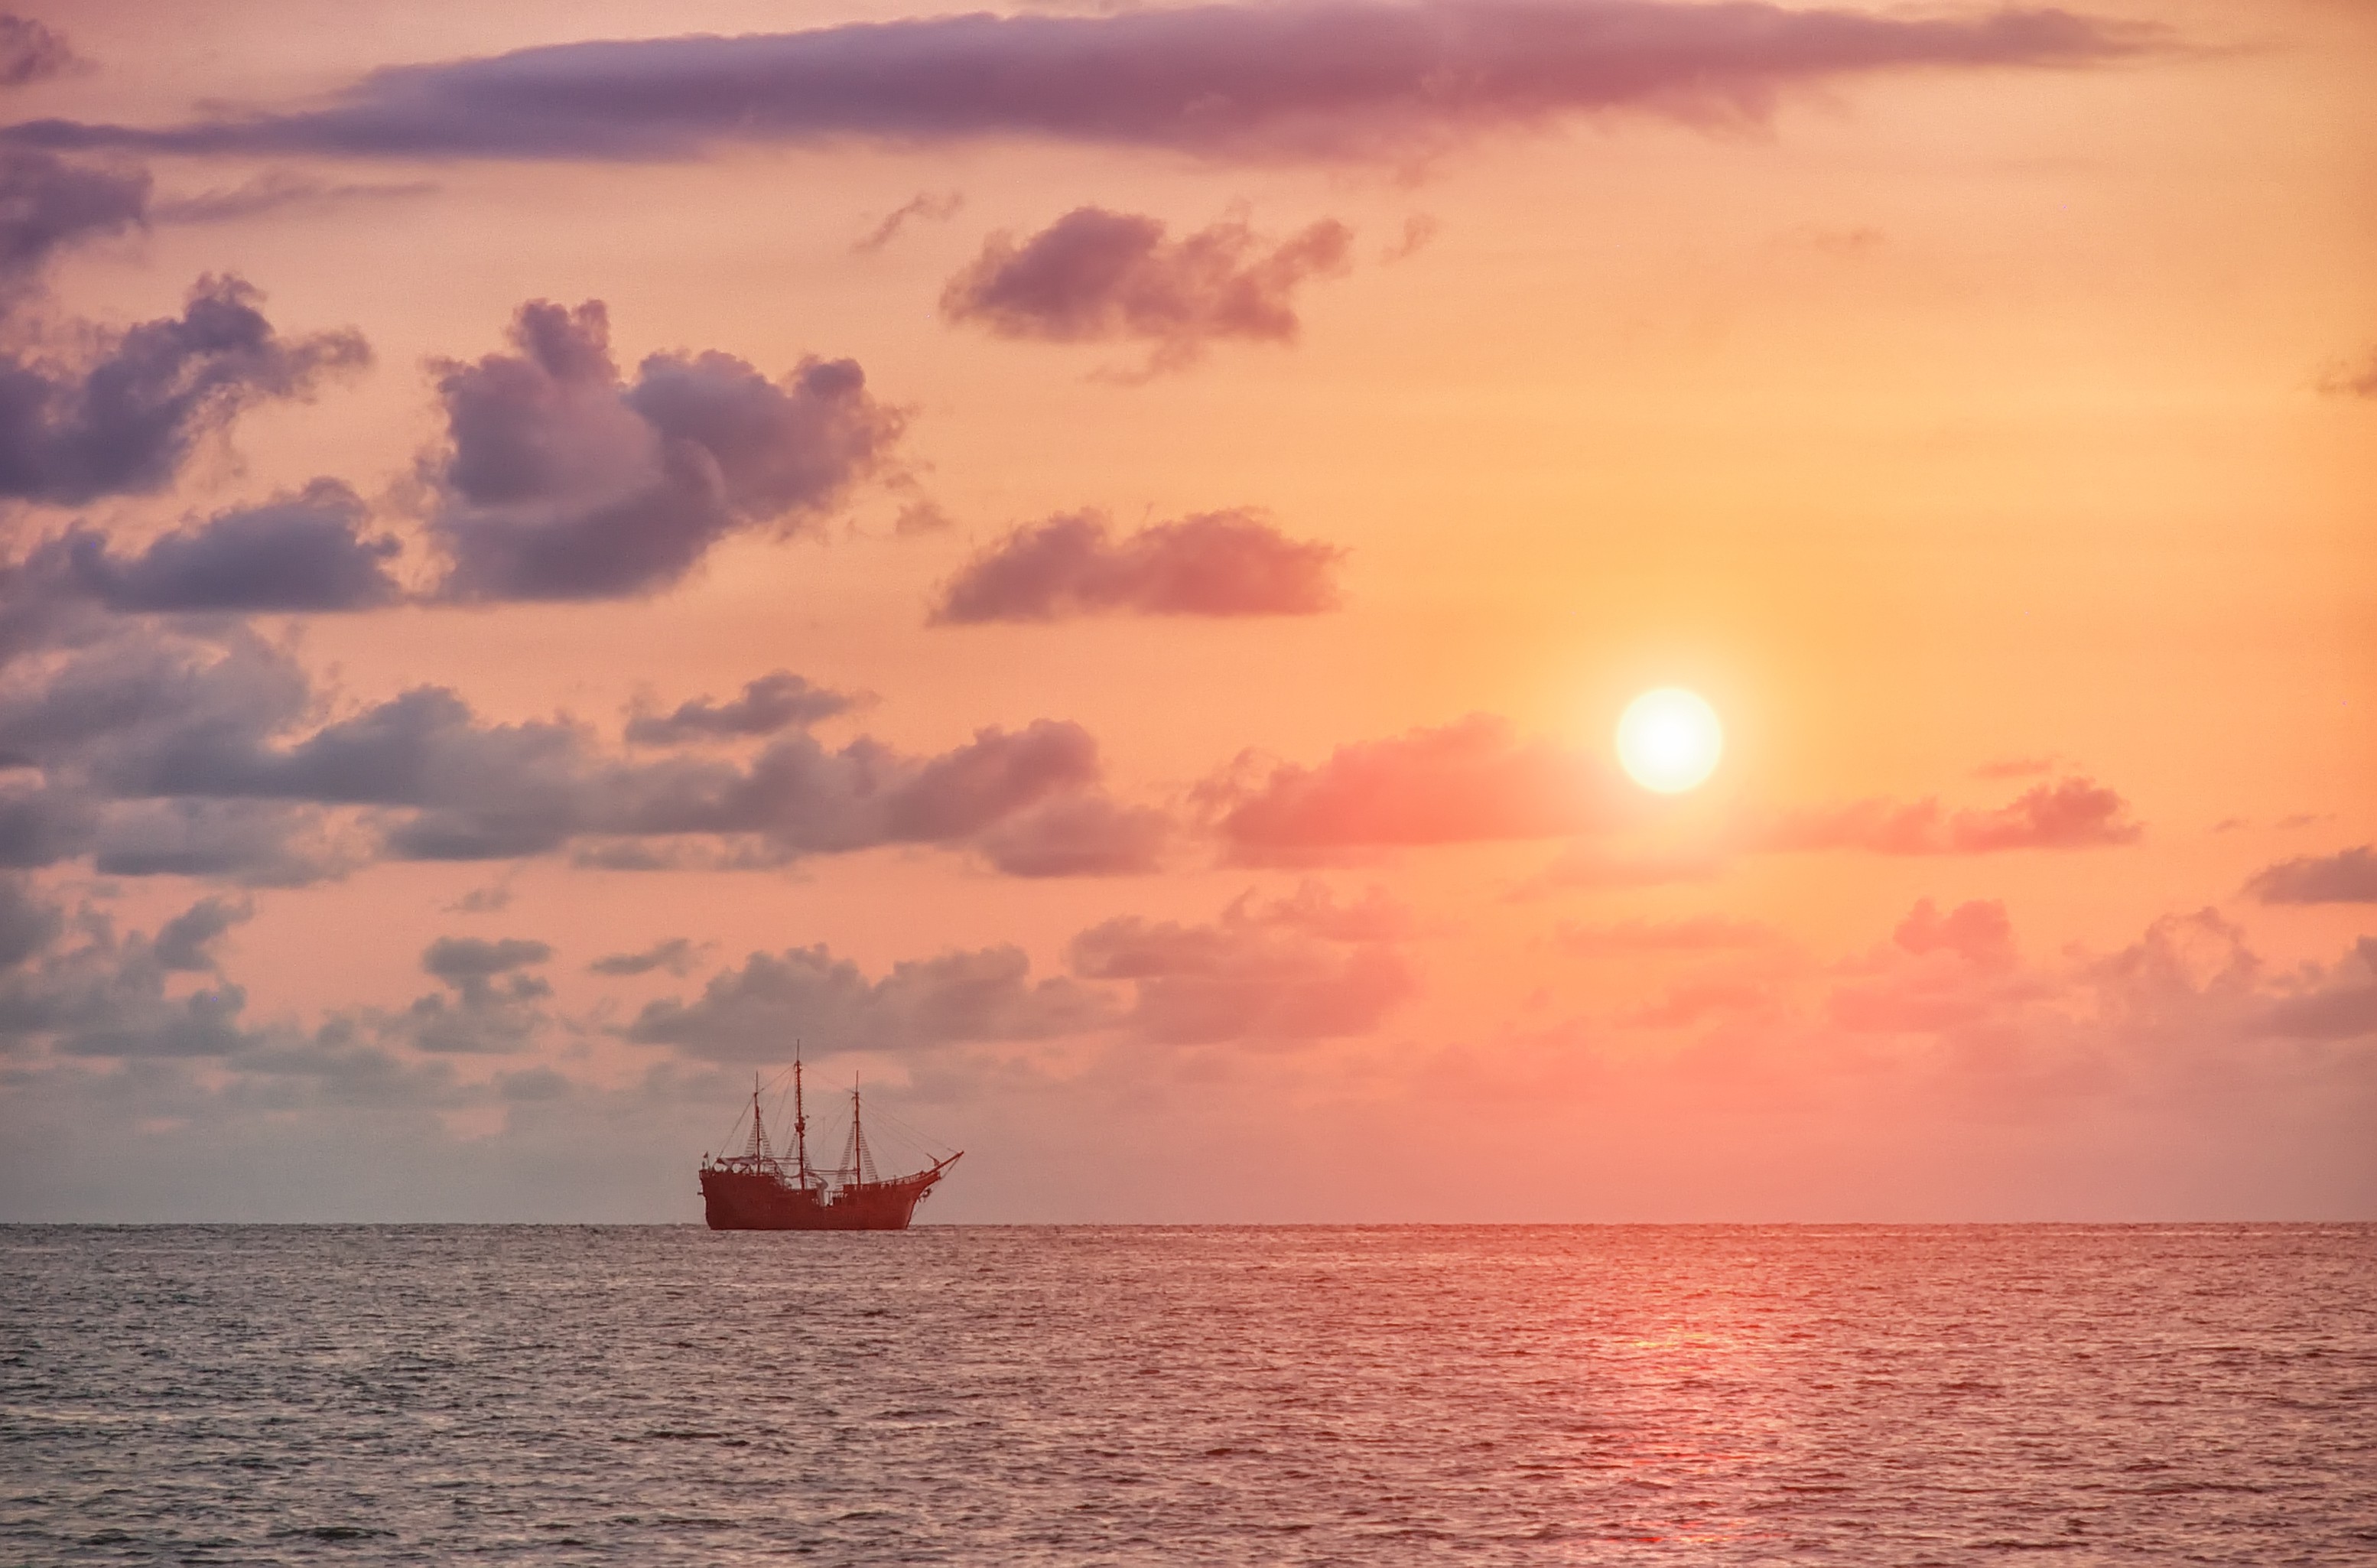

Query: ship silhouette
[698,1055,960,1230]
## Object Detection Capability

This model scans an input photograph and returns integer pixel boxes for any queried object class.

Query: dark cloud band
[0,2,2155,164]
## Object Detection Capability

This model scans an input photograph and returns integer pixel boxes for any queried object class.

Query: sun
[1615,688,1723,793]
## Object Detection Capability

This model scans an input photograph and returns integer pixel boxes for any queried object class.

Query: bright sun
[1615,688,1723,793]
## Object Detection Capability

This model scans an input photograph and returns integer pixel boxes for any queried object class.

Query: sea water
[3,1225,2371,1564]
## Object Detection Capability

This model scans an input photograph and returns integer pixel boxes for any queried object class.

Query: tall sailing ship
[697,1057,960,1231]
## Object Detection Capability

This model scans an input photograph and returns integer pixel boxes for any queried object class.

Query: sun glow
[1616,688,1723,793]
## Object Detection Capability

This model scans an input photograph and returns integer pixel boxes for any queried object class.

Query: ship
[697,1056,961,1230]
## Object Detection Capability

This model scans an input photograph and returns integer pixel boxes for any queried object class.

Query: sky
[0,0,2369,1222]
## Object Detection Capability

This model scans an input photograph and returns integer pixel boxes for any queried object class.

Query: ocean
[3,1225,2371,1564]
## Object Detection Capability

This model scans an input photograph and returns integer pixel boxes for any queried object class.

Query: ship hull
[699,1166,944,1231]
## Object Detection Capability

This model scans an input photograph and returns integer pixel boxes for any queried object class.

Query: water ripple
[2,1224,2371,1564]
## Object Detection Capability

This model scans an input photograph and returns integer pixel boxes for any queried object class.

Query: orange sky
[0,0,2370,1220]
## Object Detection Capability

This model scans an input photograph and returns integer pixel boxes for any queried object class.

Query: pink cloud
[2246,846,2377,905]
[1893,898,2017,971]
[1068,884,1417,1044]
[1231,880,1419,942]
[930,509,1342,623]
[1761,776,2141,855]
[1203,714,1619,864]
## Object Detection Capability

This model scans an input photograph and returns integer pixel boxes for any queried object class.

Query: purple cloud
[427,300,902,600]
[941,207,1352,374]
[0,148,145,303]
[854,189,962,254]
[44,480,402,613]
[0,15,78,90]
[0,605,1153,880]
[623,672,859,747]
[0,276,369,506]
[0,2,2155,164]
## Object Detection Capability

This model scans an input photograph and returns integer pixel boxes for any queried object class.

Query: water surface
[4,1225,2371,1563]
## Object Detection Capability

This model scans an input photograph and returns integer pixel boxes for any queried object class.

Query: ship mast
[746,1072,776,1165]
[792,1046,812,1189]
[850,1075,876,1187]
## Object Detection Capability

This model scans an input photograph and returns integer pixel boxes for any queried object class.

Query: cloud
[1379,213,1439,263]
[1891,897,2017,971]
[0,612,1140,878]
[941,207,1351,374]
[89,799,357,886]
[0,868,57,965]
[1235,879,1419,942]
[2316,348,2377,400]
[0,880,262,1059]
[2246,846,2377,905]
[0,623,318,818]
[1202,714,1620,864]
[1068,886,1416,1044]
[151,894,250,971]
[623,671,857,746]
[893,498,954,536]
[0,779,94,868]
[0,148,145,304]
[854,189,961,254]
[0,880,562,1084]
[423,935,552,985]
[0,2,2154,164]
[931,509,1343,623]
[1972,754,2056,779]
[424,299,902,600]
[588,936,701,978]
[974,792,1171,877]
[393,935,554,1055]
[38,479,402,612]
[149,171,435,226]
[626,942,1110,1060]
[0,275,369,506]
[1819,898,2082,1037]
[1760,776,2141,855]
[2258,939,2377,1043]
[1556,915,1778,954]
[444,877,512,913]
[0,16,78,89]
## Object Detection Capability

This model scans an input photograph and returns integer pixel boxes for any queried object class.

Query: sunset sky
[0,0,2369,1222]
